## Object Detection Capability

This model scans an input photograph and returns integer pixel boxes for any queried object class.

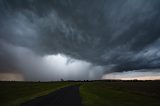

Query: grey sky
[0,0,160,80]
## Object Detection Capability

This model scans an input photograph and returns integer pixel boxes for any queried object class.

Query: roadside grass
[80,82,160,106]
[0,81,74,106]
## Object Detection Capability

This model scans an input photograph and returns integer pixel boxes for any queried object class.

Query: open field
[0,81,75,106]
[80,80,160,106]
[0,80,160,106]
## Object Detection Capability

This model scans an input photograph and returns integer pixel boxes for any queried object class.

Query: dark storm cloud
[1,0,160,80]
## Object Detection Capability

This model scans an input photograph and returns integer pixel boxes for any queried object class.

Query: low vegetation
[80,81,160,106]
[0,81,74,106]
[1,80,160,106]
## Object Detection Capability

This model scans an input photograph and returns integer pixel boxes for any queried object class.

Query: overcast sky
[0,0,160,81]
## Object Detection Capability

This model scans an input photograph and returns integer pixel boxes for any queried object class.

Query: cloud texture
[0,0,160,80]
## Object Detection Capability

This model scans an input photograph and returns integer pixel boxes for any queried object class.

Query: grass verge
[80,82,160,106]
[0,81,74,106]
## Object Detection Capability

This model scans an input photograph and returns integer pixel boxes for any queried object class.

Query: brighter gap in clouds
[42,53,102,80]
[0,73,24,81]
[102,71,160,80]
[43,53,91,72]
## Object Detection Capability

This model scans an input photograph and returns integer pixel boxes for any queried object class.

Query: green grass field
[0,81,74,106]
[0,81,160,106]
[80,81,160,106]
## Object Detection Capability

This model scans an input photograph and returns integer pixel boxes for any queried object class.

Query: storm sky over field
[0,0,160,81]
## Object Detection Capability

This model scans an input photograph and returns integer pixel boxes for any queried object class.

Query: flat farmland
[0,81,74,106]
[80,80,160,106]
[0,81,160,106]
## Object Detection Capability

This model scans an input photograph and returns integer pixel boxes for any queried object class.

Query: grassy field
[80,81,160,106]
[0,81,74,106]
[1,81,160,106]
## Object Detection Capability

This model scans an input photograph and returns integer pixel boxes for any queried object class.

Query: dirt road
[20,85,82,106]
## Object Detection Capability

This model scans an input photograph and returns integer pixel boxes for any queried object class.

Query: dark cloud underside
[0,0,160,80]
